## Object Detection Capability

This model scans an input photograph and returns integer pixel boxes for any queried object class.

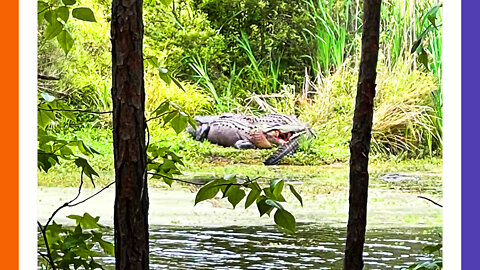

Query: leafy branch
[38,170,115,270]
[39,0,97,54]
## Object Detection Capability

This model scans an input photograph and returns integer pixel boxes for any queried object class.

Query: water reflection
[93,224,440,269]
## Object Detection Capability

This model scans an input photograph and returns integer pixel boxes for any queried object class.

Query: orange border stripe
[1,0,19,268]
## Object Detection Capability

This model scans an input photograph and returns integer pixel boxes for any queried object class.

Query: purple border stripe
[462,0,480,268]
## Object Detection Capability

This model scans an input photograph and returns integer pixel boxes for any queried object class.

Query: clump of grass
[144,70,213,116]
[372,58,441,157]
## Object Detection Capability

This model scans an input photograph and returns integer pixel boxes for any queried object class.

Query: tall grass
[303,0,349,75]
[188,55,220,106]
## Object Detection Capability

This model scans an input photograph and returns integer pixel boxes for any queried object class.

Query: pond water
[38,165,442,269]
[92,224,440,269]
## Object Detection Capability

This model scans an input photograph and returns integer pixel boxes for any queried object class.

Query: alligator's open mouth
[269,130,294,145]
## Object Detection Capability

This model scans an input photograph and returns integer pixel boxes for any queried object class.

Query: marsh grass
[373,58,441,156]
[303,0,349,74]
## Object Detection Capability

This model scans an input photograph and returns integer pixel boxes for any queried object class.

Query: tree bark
[111,0,149,269]
[344,1,381,269]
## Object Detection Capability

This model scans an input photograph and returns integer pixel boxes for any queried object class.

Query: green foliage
[38,213,114,270]
[38,93,100,182]
[38,0,97,54]
[38,0,112,116]
[147,100,199,186]
[195,176,302,233]
[403,243,442,270]
[411,3,442,83]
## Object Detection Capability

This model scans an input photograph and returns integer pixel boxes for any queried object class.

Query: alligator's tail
[264,135,301,165]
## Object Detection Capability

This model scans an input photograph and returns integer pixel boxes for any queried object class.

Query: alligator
[187,113,314,165]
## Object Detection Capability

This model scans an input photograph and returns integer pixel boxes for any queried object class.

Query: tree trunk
[111,0,149,269]
[344,1,381,269]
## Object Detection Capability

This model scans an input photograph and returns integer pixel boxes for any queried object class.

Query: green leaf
[225,185,245,209]
[187,115,197,129]
[38,1,48,13]
[411,38,422,54]
[423,243,442,254]
[145,56,159,68]
[418,48,429,71]
[245,188,260,208]
[270,179,284,199]
[89,259,104,269]
[74,158,99,184]
[62,0,77,5]
[289,184,303,206]
[57,101,76,121]
[57,30,74,55]
[427,15,437,29]
[56,6,69,22]
[72,7,96,22]
[170,74,187,92]
[256,196,273,217]
[59,145,74,156]
[38,108,55,129]
[170,114,188,134]
[158,68,171,85]
[195,180,221,205]
[38,152,59,172]
[45,19,63,40]
[159,0,173,6]
[74,139,101,155]
[263,187,286,202]
[265,199,284,210]
[274,209,296,233]
[153,100,170,116]
[67,213,102,229]
[92,231,115,255]
[162,175,173,187]
[220,183,232,198]
[163,111,177,124]
[43,10,56,24]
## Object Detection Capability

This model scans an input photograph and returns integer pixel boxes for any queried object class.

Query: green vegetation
[38,0,442,169]
[38,1,443,268]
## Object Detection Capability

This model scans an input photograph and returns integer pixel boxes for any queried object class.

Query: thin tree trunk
[344,0,381,269]
[111,0,149,269]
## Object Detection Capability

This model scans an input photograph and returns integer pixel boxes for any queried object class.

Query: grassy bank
[38,125,442,193]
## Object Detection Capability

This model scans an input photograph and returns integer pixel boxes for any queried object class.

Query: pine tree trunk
[111,0,149,269]
[344,0,381,269]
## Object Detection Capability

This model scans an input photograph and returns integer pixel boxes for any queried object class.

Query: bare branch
[38,74,60,81]
[38,108,113,115]
[37,221,56,270]
[69,181,115,207]
[417,196,443,208]
[147,172,204,186]
[146,111,170,122]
